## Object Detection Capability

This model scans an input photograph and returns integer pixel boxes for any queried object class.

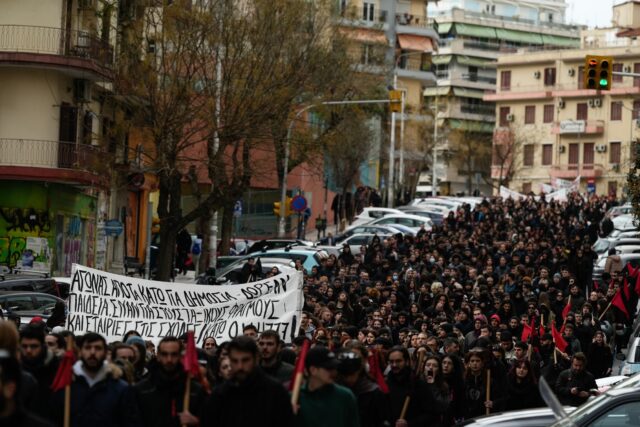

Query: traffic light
[584,55,613,90]
[273,197,292,217]
[389,90,402,113]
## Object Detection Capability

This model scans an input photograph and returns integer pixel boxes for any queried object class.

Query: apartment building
[338,0,438,201]
[0,0,154,274]
[485,1,640,197]
[423,0,580,196]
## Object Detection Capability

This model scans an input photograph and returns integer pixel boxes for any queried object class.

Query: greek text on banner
[66,264,304,345]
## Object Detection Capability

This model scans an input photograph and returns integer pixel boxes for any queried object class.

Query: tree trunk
[155,169,182,281]
[197,212,211,273]
[156,224,177,281]
[219,200,234,257]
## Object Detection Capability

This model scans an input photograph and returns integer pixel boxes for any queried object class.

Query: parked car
[368,213,433,231]
[333,233,391,255]
[329,225,400,244]
[457,407,576,427]
[410,197,461,211]
[618,336,640,376]
[606,203,632,219]
[349,207,404,227]
[593,252,640,285]
[593,238,640,258]
[396,208,444,226]
[215,259,297,285]
[0,273,68,299]
[0,291,65,325]
[550,387,640,426]
[611,214,638,232]
[247,239,313,254]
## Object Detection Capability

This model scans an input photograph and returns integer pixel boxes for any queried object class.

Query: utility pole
[433,95,438,197]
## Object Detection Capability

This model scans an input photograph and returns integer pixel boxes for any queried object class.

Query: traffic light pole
[279,99,395,238]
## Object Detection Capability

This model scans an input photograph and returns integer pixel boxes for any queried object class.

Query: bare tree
[491,120,538,190]
[448,128,492,195]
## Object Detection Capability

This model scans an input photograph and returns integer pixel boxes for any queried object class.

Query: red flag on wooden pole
[612,289,630,320]
[368,348,389,393]
[290,339,310,413]
[521,322,533,342]
[561,295,572,320]
[551,321,568,353]
[51,348,75,392]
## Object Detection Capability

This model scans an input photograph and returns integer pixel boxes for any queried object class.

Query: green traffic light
[599,78,608,86]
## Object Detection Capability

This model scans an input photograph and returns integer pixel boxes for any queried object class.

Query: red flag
[623,278,631,300]
[368,349,389,394]
[289,339,310,391]
[612,289,630,319]
[635,274,640,297]
[551,322,568,353]
[521,322,532,342]
[539,322,546,337]
[561,296,572,319]
[182,331,210,393]
[51,349,76,391]
[627,262,639,278]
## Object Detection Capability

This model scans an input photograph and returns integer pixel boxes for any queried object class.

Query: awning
[456,55,496,68]
[454,23,497,39]
[453,87,485,99]
[437,22,452,34]
[449,119,494,133]
[398,34,434,52]
[495,28,542,44]
[339,28,388,44]
[541,34,579,48]
[424,86,450,97]
[432,54,452,65]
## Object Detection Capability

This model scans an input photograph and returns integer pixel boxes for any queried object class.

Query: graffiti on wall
[0,208,51,234]
[0,237,51,269]
[63,216,83,276]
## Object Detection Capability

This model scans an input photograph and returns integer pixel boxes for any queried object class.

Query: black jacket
[386,368,449,427]
[0,410,54,427]
[555,368,597,407]
[587,343,613,379]
[344,375,389,427]
[134,364,207,427]
[51,363,141,427]
[200,368,293,427]
[21,348,59,421]
[506,377,542,410]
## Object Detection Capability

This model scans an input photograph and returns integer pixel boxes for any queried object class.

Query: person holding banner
[51,332,141,427]
[201,336,293,427]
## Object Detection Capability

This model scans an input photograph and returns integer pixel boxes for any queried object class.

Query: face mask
[393,275,398,281]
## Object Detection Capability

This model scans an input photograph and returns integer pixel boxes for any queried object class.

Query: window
[468,66,478,82]
[524,105,536,124]
[523,145,534,166]
[611,102,623,121]
[608,181,618,197]
[360,44,383,65]
[363,2,375,21]
[613,63,623,83]
[578,66,584,89]
[610,142,621,164]
[522,183,532,194]
[500,71,511,91]
[583,142,594,166]
[499,106,511,126]
[588,400,640,427]
[34,295,59,310]
[635,63,640,87]
[544,67,556,86]
[577,103,588,120]
[634,100,640,119]
[543,104,554,123]
[542,144,553,165]
[2,296,35,311]
[569,143,579,167]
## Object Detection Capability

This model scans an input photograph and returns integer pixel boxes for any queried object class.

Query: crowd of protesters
[1,193,638,427]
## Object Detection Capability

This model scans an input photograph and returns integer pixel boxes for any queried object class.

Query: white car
[349,207,404,227]
[612,214,638,232]
[368,214,433,231]
[410,198,460,212]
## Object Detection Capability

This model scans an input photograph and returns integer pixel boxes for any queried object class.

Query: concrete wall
[0,0,63,27]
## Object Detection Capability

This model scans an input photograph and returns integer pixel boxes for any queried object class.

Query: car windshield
[593,239,610,253]
[553,392,615,426]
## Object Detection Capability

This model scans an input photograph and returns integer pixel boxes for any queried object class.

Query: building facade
[424,0,580,196]
[486,1,640,196]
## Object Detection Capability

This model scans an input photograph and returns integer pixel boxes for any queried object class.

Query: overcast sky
[565,0,615,27]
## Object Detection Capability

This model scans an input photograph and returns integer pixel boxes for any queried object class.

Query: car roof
[373,213,432,221]
[0,291,62,299]
[461,407,570,426]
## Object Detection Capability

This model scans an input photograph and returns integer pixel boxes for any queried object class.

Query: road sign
[291,195,308,213]
[104,219,124,237]
[233,200,242,218]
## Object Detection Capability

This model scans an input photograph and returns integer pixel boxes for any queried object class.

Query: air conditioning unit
[596,144,607,153]
[73,79,91,103]
[558,145,566,153]
[568,69,575,77]
[612,163,620,172]
[625,66,632,73]
[594,98,602,107]
[558,99,565,109]
[588,99,596,108]
[506,113,515,122]
[534,71,541,79]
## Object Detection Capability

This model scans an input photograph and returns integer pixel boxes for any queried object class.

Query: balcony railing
[0,25,113,68]
[396,13,430,28]
[550,163,603,179]
[462,74,497,84]
[461,104,495,115]
[0,139,107,174]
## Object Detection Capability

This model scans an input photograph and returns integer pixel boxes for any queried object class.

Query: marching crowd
[1,193,638,427]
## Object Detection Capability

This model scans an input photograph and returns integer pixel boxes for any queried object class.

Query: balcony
[550,164,603,179]
[460,104,495,116]
[396,14,439,40]
[0,139,109,187]
[338,8,389,30]
[396,63,436,82]
[0,25,113,79]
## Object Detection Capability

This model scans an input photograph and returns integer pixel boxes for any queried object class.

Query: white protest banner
[66,264,303,345]
[540,183,554,194]
[499,186,525,200]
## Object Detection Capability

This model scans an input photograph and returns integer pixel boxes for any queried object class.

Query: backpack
[192,241,202,255]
